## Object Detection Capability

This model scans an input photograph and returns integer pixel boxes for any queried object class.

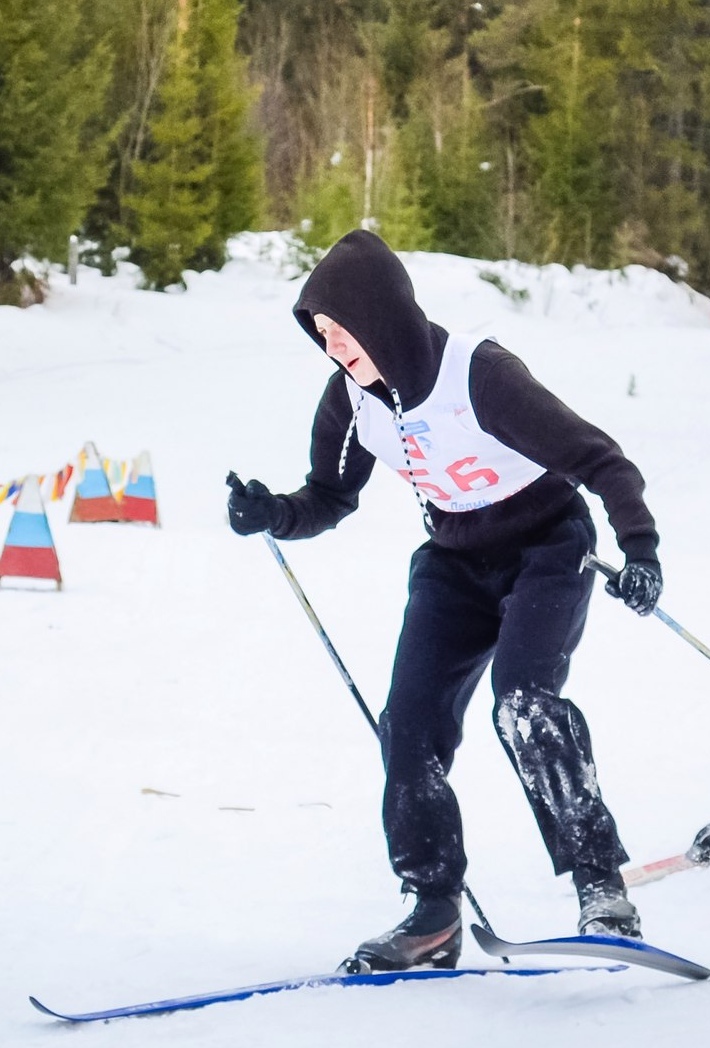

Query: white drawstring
[338,386,435,532]
[339,391,364,477]
[391,387,434,530]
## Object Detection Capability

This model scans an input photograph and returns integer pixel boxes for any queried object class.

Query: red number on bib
[396,468,450,501]
[446,457,499,492]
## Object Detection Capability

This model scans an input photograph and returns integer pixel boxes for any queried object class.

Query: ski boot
[341,893,462,973]
[574,867,642,939]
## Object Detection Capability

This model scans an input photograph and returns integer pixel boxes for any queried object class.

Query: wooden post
[68,235,79,286]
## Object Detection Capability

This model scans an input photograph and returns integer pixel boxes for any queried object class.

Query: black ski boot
[349,893,462,972]
[574,867,642,939]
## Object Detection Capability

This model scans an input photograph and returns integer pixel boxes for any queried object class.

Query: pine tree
[468,0,556,258]
[604,0,710,287]
[110,0,263,285]
[0,0,112,303]
[293,147,362,251]
[425,31,499,259]
[521,5,619,266]
[376,115,435,251]
[126,16,216,289]
[183,0,264,270]
[81,0,177,274]
[377,0,429,123]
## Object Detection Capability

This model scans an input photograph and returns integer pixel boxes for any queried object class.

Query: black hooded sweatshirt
[269,230,659,564]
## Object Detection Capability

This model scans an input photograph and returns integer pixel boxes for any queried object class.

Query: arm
[229,374,376,541]
[471,341,659,563]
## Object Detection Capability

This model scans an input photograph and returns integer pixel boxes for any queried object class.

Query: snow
[1,235,710,1046]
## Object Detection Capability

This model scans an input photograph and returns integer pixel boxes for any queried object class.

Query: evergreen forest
[1,0,710,302]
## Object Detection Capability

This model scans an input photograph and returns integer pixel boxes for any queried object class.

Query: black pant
[378,510,629,896]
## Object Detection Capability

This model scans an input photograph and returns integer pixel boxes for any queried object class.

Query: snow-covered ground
[1,235,709,1046]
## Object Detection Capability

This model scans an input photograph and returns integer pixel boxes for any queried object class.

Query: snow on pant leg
[379,542,498,896]
[491,515,629,876]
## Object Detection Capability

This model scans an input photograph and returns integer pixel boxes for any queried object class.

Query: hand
[605,560,662,616]
[688,824,710,866]
[226,473,282,536]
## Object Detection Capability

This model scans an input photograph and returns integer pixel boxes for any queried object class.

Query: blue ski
[29,962,625,1022]
[471,924,710,981]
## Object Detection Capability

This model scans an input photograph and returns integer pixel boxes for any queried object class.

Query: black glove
[605,559,663,616]
[688,824,710,866]
[226,473,283,536]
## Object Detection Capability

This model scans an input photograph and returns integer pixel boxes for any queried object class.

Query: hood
[293,230,447,409]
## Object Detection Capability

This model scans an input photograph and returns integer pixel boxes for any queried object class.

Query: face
[313,313,383,387]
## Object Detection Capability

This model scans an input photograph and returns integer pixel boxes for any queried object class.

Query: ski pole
[583,554,710,663]
[623,823,710,887]
[246,514,503,945]
[261,530,379,733]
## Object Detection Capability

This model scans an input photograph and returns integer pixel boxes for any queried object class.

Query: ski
[471,924,710,981]
[29,962,625,1022]
[623,824,710,888]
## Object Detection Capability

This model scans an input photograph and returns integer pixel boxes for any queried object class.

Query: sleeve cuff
[620,535,660,565]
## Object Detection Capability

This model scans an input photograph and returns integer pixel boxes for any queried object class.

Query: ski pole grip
[582,553,621,584]
[583,556,710,664]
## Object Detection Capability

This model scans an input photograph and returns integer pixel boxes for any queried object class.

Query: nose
[324,327,344,359]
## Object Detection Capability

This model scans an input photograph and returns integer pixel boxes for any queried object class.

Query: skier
[227,230,662,971]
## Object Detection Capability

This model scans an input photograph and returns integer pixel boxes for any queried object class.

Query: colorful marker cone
[0,475,62,587]
[120,450,160,526]
[69,442,123,523]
